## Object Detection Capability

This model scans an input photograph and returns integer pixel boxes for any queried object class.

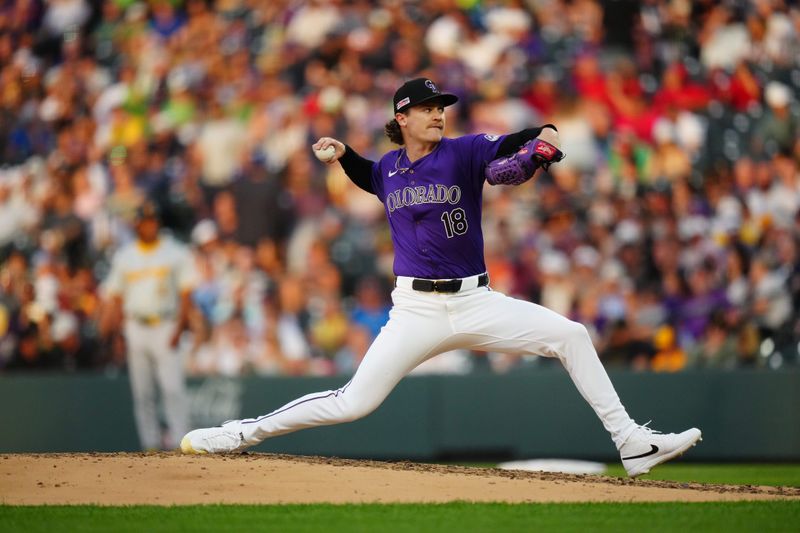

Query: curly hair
[384,118,405,145]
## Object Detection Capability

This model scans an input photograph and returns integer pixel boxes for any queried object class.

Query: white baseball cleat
[619,423,702,477]
[180,420,251,454]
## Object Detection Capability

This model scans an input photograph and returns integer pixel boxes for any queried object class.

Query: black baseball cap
[393,78,459,114]
[135,201,160,222]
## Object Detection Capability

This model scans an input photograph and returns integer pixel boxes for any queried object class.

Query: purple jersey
[369,134,506,278]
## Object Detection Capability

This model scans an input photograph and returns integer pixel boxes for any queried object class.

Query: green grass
[0,502,798,533]
[601,463,800,487]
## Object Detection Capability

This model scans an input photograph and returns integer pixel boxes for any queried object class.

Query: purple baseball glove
[485,132,565,186]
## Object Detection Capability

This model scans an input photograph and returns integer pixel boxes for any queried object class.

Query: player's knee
[553,319,586,339]
[340,397,381,422]
[560,320,592,348]
[569,320,591,339]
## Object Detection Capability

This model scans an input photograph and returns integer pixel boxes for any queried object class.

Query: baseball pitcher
[103,202,194,450]
[182,78,701,476]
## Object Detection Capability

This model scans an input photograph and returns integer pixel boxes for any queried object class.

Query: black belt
[411,273,489,293]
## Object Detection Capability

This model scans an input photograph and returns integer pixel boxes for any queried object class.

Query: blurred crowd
[1,0,799,376]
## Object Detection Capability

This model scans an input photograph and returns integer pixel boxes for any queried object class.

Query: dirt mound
[1,453,798,505]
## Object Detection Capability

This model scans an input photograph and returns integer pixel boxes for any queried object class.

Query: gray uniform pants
[124,318,189,450]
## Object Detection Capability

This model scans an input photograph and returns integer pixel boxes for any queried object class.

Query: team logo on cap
[396,97,410,110]
[425,79,439,93]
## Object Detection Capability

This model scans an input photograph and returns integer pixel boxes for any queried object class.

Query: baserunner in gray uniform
[182,78,701,476]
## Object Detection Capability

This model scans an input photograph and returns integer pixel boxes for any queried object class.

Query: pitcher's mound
[1,453,798,505]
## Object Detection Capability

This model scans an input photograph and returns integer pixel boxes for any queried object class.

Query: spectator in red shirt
[652,62,712,113]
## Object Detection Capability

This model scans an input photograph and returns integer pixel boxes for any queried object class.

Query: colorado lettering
[386,184,462,213]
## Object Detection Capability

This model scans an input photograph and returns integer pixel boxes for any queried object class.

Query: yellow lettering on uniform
[123,266,170,283]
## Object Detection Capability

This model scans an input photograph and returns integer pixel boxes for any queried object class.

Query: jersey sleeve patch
[484,134,500,141]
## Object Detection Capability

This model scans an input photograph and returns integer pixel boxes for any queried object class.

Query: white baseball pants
[240,284,638,449]
[125,319,190,450]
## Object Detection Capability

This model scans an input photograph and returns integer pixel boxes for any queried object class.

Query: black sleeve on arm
[339,145,376,195]
[495,124,557,158]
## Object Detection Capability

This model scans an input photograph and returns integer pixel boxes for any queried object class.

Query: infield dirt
[1,453,798,505]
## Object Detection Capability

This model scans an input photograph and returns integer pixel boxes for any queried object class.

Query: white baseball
[314,145,336,162]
